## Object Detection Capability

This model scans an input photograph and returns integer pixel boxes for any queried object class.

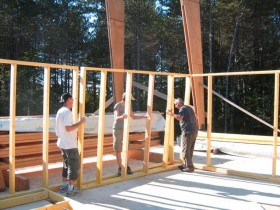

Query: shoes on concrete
[118,167,133,175]
[127,166,133,175]
[178,165,185,171]
[59,184,68,193]
[181,167,194,173]
[66,187,80,197]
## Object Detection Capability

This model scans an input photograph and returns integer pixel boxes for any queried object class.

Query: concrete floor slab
[2,145,280,209]
[66,169,280,210]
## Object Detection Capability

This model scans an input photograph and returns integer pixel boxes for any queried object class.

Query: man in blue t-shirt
[166,98,198,172]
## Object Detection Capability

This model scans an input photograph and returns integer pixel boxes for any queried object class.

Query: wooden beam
[206,75,213,166]
[192,70,280,77]
[204,84,280,133]
[180,0,205,129]
[9,63,17,194]
[72,68,79,124]
[82,66,191,77]
[143,74,155,173]
[0,189,48,209]
[195,164,280,184]
[132,81,167,100]
[96,71,107,184]
[47,189,66,202]
[184,77,191,105]
[197,131,280,144]
[73,67,80,187]
[168,86,174,162]
[77,67,87,188]
[0,59,78,70]
[163,76,174,168]
[105,0,125,103]
[0,132,57,145]
[35,201,73,210]
[272,73,279,176]
[94,96,114,114]
[42,66,50,187]
[122,72,133,177]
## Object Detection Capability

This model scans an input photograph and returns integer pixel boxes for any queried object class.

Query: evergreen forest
[0,0,279,135]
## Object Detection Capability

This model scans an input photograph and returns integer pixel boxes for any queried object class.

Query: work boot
[178,164,185,171]
[182,167,194,173]
[59,184,68,193]
[66,187,80,197]
[127,166,133,175]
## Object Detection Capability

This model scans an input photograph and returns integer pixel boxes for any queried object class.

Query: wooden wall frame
[0,59,279,209]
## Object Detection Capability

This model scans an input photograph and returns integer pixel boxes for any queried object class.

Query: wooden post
[77,67,86,188]
[122,72,133,177]
[272,73,279,176]
[179,76,192,162]
[73,67,79,188]
[105,0,125,103]
[206,75,213,166]
[180,0,205,129]
[9,63,17,194]
[72,68,79,122]
[143,74,155,173]
[168,88,174,163]
[42,66,50,187]
[96,71,107,184]
[73,68,80,186]
[163,76,174,168]
[184,76,191,106]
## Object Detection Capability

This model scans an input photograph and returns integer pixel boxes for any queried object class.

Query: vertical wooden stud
[73,67,80,186]
[96,71,107,184]
[122,72,133,177]
[77,67,86,188]
[143,74,155,173]
[42,66,50,187]
[9,64,17,194]
[184,76,191,106]
[72,67,79,122]
[168,88,174,163]
[206,75,213,166]
[272,73,279,176]
[163,75,174,168]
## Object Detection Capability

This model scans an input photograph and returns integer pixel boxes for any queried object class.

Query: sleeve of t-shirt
[64,110,73,126]
[178,108,184,117]
[113,103,120,112]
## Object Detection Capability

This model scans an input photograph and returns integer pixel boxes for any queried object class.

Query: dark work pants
[181,131,198,169]
[61,148,80,181]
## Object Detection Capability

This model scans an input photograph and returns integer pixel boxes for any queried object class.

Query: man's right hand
[80,117,86,124]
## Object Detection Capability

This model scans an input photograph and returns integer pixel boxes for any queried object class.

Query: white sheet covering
[0,112,165,134]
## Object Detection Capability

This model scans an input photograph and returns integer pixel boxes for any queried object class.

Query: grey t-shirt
[112,102,125,130]
[178,105,198,133]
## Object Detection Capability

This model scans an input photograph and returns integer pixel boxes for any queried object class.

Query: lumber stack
[0,131,162,191]
[2,170,30,191]
[0,131,162,169]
